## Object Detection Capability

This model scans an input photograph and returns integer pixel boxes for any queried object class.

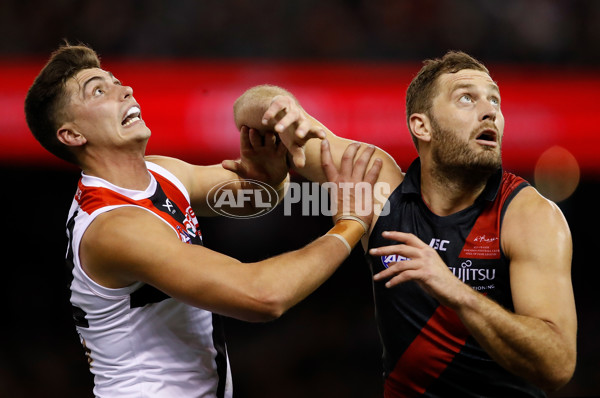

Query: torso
[366,158,545,398]
[65,162,232,398]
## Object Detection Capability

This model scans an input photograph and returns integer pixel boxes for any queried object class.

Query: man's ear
[409,113,432,144]
[57,124,87,147]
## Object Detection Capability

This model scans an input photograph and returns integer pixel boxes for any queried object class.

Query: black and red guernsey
[366,158,545,398]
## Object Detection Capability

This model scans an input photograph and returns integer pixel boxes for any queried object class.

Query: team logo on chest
[380,254,409,268]
[379,237,449,268]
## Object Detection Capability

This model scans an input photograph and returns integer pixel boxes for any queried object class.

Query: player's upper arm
[80,206,276,321]
[502,187,576,343]
[145,155,242,216]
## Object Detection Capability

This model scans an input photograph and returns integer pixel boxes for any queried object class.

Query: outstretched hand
[222,126,288,186]
[321,140,382,231]
[369,231,467,307]
[261,95,326,168]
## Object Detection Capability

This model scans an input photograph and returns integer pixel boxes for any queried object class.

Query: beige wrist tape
[328,234,352,254]
[326,219,366,254]
[334,214,369,235]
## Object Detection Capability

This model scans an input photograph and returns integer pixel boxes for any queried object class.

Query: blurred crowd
[2,0,599,64]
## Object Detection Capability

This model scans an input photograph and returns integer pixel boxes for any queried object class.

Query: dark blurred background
[1,1,599,397]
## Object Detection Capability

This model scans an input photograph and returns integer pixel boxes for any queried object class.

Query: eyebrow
[451,82,500,95]
[81,71,118,96]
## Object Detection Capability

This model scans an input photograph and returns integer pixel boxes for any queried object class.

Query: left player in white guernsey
[66,162,232,397]
[24,44,382,397]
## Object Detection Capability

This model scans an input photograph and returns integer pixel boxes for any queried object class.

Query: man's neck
[419,161,492,217]
[82,152,150,191]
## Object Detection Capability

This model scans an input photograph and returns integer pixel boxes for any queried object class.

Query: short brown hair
[405,51,490,149]
[24,43,101,164]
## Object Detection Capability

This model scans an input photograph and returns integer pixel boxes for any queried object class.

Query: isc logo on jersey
[380,238,450,268]
[380,254,409,269]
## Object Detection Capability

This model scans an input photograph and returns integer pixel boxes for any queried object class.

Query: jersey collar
[400,157,503,202]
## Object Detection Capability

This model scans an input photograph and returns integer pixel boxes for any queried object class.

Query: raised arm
[146,124,290,217]
[233,84,403,188]
[82,141,382,323]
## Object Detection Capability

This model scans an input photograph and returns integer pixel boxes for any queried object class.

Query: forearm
[296,130,355,183]
[453,287,575,390]
[233,85,354,180]
[249,219,364,320]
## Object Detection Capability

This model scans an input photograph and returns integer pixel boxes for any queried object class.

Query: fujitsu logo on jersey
[448,259,496,282]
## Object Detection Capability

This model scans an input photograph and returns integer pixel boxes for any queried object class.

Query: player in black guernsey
[235,51,577,397]
[367,158,543,397]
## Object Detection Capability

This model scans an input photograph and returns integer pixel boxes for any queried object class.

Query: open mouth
[122,106,141,127]
[475,129,497,145]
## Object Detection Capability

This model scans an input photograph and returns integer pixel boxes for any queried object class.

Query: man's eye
[459,95,473,103]
[93,88,104,96]
[490,97,500,106]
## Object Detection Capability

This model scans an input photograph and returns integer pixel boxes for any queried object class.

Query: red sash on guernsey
[75,170,202,244]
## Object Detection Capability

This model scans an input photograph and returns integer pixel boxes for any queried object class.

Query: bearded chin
[430,122,502,181]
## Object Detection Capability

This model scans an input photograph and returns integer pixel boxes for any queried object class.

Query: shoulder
[506,186,567,225]
[502,186,571,259]
[145,155,194,186]
[145,155,241,214]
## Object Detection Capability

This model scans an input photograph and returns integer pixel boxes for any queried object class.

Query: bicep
[82,208,263,317]
[503,188,576,337]
[145,155,240,216]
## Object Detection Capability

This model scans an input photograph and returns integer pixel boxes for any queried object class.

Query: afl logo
[380,254,409,269]
[207,179,279,219]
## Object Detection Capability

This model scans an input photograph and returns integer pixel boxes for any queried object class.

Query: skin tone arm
[80,141,382,323]
[233,84,403,188]
[233,85,403,247]
[369,187,577,391]
[147,127,289,217]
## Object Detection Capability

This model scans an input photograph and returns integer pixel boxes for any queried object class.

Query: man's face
[428,69,504,173]
[62,67,150,151]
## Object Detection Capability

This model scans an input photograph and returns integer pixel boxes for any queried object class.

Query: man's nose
[480,101,497,122]
[121,85,133,100]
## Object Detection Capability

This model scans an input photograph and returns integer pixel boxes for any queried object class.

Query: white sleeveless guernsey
[65,162,232,398]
